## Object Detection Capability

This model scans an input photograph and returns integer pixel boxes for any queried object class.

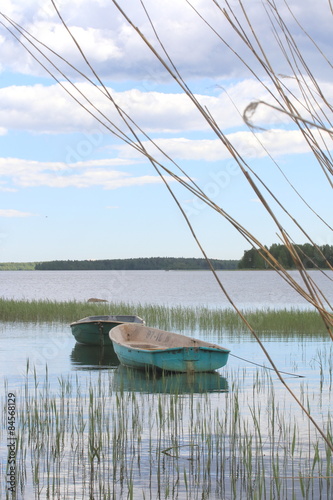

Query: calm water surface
[1,269,333,309]
[0,270,332,499]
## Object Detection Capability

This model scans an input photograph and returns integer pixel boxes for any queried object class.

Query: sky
[0,0,332,262]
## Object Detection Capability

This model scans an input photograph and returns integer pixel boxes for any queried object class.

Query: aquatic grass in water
[1,362,332,499]
[0,298,327,335]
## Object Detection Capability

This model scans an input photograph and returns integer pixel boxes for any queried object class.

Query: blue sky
[0,0,332,262]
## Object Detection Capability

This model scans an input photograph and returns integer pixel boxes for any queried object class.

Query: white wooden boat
[109,323,230,373]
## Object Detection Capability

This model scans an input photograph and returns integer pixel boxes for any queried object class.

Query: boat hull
[112,344,230,372]
[110,324,230,373]
[70,315,144,346]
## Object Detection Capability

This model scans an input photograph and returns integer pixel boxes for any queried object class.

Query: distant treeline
[238,243,333,269]
[3,245,332,271]
[0,262,36,271]
[35,257,239,271]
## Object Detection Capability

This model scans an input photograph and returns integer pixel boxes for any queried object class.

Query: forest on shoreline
[1,244,333,270]
[238,244,333,269]
[0,257,239,271]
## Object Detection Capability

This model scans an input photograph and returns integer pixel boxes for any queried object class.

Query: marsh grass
[0,298,327,336]
[1,362,332,500]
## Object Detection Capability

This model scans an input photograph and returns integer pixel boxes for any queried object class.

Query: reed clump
[2,362,331,499]
[0,298,327,335]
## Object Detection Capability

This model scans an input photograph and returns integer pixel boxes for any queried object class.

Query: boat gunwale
[110,324,230,352]
[114,341,230,354]
[70,315,144,327]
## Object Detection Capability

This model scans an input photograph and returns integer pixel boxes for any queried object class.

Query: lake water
[0,270,332,499]
[1,269,333,309]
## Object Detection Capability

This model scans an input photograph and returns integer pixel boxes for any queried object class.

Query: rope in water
[229,353,304,378]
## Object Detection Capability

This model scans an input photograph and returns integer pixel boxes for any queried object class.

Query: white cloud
[0,83,219,134]
[0,83,211,135]
[1,78,330,137]
[0,157,138,172]
[114,127,329,162]
[1,0,332,81]
[0,209,36,217]
[0,128,323,194]
[0,157,176,190]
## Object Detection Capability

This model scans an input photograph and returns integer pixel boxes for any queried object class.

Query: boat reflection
[111,365,228,394]
[70,342,120,370]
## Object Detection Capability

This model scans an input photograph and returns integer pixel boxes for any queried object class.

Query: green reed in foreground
[1,363,331,500]
[0,297,328,335]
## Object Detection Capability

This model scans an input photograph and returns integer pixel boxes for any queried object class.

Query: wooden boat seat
[127,342,166,350]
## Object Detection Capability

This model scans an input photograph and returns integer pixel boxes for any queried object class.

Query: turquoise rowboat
[70,315,145,346]
[109,323,230,373]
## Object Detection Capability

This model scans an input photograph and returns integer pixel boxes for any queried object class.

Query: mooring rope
[229,353,304,378]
